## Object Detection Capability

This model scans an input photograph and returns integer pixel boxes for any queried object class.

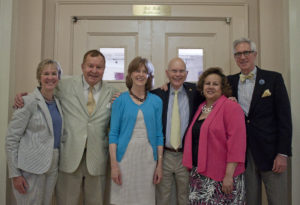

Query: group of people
[6,37,292,205]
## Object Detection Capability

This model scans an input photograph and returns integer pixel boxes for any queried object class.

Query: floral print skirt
[189,167,246,205]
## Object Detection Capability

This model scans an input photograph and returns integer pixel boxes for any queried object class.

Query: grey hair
[233,37,257,53]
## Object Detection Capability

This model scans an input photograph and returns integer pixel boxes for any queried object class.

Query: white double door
[73,19,231,90]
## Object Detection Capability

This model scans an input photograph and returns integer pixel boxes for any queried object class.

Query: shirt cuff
[278,153,288,158]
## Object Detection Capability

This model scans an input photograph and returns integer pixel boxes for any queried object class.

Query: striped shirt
[238,67,257,116]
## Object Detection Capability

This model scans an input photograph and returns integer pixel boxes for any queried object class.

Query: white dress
[110,110,157,205]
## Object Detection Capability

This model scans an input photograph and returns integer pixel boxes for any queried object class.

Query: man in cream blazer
[55,50,117,205]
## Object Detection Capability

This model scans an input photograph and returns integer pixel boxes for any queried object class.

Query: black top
[192,117,205,167]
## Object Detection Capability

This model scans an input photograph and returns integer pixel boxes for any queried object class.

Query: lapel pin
[259,79,265,85]
[189,88,192,92]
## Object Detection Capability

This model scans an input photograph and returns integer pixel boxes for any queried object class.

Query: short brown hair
[125,57,153,91]
[82,49,106,65]
[197,67,232,97]
[36,59,62,86]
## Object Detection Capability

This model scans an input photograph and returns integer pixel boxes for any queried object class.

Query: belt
[164,147,183,152]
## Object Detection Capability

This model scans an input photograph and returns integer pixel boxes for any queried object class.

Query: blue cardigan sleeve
[155,96,164,146]
[109,95,123,144]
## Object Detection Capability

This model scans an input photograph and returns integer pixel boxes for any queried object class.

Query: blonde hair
[36,59,62,86]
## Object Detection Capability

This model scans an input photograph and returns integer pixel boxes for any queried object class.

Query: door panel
[55,3,248,86]
[165,20,230,72]
[152,20,230,87]
[73,20,153,91]
[73,19,230,90]
[73,20,150,91]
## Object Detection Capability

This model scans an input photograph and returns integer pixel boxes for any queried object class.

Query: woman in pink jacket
[182,67,246,204]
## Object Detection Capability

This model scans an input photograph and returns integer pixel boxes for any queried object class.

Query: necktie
[240,73,254,83]
[87,86,96,115]
[170,90,181,150]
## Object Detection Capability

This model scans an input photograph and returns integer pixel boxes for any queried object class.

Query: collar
[82,75,101,91]
[170,85,184,95]
[241,66,257,77]
[252,66,257,76]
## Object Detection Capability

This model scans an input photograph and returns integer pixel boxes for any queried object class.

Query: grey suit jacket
[56,76,117,176]
[6,88,63,178]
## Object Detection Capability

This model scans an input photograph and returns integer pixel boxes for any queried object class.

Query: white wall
[14,0,43,94]
[289,0,300,204]
[0,0,14,203]
[2,1,43,204]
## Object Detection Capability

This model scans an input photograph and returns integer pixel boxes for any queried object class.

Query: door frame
[52,2,248,76]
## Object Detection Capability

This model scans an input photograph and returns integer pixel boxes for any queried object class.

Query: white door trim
[54,2,248,75]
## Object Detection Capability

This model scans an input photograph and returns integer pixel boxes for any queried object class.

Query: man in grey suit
[15,50,117,205]
[55,50,117,205]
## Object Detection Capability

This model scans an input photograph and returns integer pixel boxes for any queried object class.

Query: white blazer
[6,88,63,178]
[56,76,117,176]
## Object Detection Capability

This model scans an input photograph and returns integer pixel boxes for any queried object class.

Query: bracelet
[158,155,163,159]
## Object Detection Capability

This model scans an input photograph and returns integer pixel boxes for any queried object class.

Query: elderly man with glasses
[227,38,292,205]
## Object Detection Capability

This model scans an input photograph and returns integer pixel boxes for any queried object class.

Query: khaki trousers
[245,150,288,205]
[13,149,59,205]
[56,151,106,205]
[156,150,189,205]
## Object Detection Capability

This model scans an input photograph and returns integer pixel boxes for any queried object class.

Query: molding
[56,1,248,6]
[0,0,13,203]
[54,3,248,75]
[71,16,234,21]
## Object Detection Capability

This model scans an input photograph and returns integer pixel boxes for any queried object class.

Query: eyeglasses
[234,50,254,58]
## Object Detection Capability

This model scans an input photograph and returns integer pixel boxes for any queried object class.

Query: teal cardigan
[109,91,164,162]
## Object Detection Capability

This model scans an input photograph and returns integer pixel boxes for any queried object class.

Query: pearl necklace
[202,104,213,114]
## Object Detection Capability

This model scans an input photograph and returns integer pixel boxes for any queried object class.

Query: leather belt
[164,147,183,152]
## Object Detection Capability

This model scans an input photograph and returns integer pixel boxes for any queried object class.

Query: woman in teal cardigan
[109,57,164,205]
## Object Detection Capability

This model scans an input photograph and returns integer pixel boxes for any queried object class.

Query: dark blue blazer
[151,82,204,147]
[227,67,292,171]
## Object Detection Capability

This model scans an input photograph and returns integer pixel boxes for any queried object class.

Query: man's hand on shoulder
[13,92,27,109]
[111,92,121,104]
[160,83,168,91]
[228,97,238,102]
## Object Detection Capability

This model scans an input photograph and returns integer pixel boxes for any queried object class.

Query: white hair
[233,37,257,53]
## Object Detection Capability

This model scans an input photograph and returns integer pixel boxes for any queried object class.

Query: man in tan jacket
[55,50,117,205]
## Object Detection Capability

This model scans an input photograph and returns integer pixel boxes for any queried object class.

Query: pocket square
[262,89,271,98]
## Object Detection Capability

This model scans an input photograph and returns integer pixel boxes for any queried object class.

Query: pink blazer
[182,95,246,181]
